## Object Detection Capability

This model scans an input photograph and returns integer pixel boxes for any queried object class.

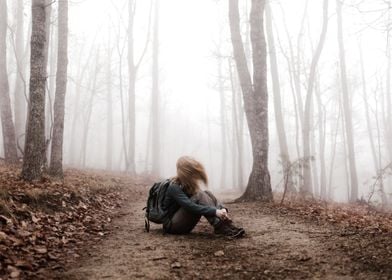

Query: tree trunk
[374,81,388,205]
[385,14,392,164]
[279,2,308,189]
[218,53,227,189]
[127,0,136,174]
[151,0,160,176]
[144,110,152,172]
[49,0,68,177]
[80,56,99,168]
[0,0,18,164]
[230,84,238,188]
[21,0,48,180]
[315,73,327,199]
[340,96,351,201]
[265,1,293,190]
[68,49,91,165]
[118,42,129,169]
[46,19,57,153]
[310,98,320,197]
[359,42,378,172]
[336,0,358,202]
[13,0,27,150]
[236,79,245,190]
[41,0,51,168]
[42,1,51,73]
[383,14,392,204]
[229,0,272,201]
[294,0,309,128]
[328,99,341,200]
[302,0,329,194]
[106,38,113,171]
[229,59,242,189]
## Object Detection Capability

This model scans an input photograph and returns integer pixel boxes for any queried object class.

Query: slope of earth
[59,183,392,280]
[0,165,145,279]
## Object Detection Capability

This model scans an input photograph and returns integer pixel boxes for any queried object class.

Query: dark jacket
[162,184,216,221]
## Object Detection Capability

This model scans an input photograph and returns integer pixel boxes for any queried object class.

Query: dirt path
[58,186,391,280]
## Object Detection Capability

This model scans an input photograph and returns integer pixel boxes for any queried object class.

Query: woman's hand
[216,209,228,220]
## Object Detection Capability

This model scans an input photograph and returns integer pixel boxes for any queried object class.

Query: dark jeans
[165,190,222,234]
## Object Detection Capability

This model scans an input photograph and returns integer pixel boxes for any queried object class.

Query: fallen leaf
[9,236,23,246]
[17,229,31,237]
[10,270,21,278]
[0,215,12,225]
[31,214,40,223]
[48,253,59,260]
[15,260,33,270]
[0,231,8,241]
[214,250,225,257]
[35,247,48,254]
[171,262,182,269]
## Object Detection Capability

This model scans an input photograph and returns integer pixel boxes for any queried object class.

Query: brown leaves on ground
[270,195,392,275]
[0,164,134,279]
[275,196,392,234]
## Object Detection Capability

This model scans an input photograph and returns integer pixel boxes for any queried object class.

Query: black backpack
[144,179,171,232]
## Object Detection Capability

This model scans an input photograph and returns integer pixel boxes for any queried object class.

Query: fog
[1,0,392,203]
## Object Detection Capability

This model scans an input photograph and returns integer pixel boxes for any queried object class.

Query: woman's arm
[168,186,217,217]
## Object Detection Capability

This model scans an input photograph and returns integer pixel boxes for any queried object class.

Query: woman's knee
[191,190,218,206]
[204,190,218,204]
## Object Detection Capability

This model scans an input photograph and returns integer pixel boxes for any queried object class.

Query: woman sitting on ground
[162,156,245,238]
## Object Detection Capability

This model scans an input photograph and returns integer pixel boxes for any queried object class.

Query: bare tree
[382,2,392,166]
[310,99,320,196]
[302,0,329,194]
[229,0,272,201]
[217,47,227,189]
[49,0,68,177]
[374,81,389,205]
[265,1,293,190]
[68,43,92,166]
[277,1,308,188]
[229,59,244,189]
[80,52,100,168]
[22,0,49,180]
[151,0,160,176]
[328,96,341,200]
[13,0,27,148]
[127,0,137,174]
[359,41,379,175]
[0,0,18,164]
[42,0,52,168]
[315,73,327,199]
[336,0,359,202]
[126,0,152,174]
[46,16,57,153]
[106,35,113,171]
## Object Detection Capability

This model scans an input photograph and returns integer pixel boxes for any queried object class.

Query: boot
[214,219,245,238]
[225,219,245,235]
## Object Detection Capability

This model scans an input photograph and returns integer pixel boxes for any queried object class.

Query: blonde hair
[173,156,208,196]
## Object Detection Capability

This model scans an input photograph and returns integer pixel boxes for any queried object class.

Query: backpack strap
[145,206,150,232]
[145,217,150,232]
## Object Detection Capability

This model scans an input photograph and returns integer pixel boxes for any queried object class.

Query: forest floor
[1,165,392,279]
